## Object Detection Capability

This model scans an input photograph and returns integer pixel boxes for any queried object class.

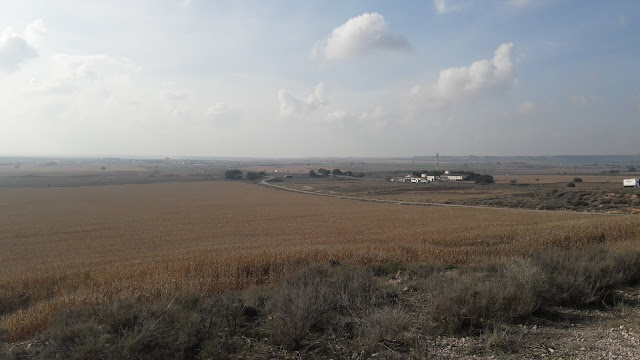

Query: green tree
[245,172,262,181]
[225,169,243,179]
[475,175,494,184]
[308,170,319,177]
[331,169,343,176]
[572,178,583,183]
[567,182,576,188]
[317,168,330,177]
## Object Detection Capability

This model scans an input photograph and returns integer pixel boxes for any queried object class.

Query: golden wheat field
[2,181,640,341]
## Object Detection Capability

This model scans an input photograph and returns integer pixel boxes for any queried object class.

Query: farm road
[259,177,566,213]
[259,177,625,216]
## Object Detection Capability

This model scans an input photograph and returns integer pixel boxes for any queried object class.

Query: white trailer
[623,178,640,187]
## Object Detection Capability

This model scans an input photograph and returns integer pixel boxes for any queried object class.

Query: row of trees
[224,169,266,181]
[309,168,364,178]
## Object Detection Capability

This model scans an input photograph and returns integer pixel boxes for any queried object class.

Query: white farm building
[389,172,464,183]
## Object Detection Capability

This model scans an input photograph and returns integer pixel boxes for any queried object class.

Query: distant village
[389,170,464,183]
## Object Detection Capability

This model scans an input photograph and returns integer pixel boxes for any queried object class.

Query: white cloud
[205,102,243,126]
[24,54,140,95]
[325,106,390,129]
[326,110,353,127]
[163,83,189,100]
[312,13,410,60]
[179,0,192,8]
[433,0,468,14]
[278,83,328,117]
[516,101,535,114]
[0,19,45,71]
[435,42,515,101]
[359,106,389,129]
[24,19,46,48]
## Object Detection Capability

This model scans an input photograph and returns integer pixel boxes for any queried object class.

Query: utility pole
[436,153,439,171]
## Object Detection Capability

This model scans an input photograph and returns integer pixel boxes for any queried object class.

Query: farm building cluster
[389,171,464,183]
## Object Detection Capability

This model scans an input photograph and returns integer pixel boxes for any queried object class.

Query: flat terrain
[3,181,638,280]
[2,181,640,342]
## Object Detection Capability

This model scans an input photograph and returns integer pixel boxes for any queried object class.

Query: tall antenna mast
[436,153,439,171]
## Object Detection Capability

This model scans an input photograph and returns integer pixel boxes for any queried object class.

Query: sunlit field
[2,181,640,341]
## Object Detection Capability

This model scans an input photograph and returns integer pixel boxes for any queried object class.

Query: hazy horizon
[1,1,639,158]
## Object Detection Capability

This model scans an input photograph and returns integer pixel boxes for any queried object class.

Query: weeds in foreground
[4,244,640,359]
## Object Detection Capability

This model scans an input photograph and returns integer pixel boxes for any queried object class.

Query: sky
[0,0,638,158]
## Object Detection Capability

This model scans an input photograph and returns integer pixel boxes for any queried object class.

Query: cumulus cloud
[326,110,354,127]
[324,106,389,129]
[24,19,46,47]
[25,54,140,95]
[359,106,389,129]
[278,83,328,117]
[433,0,468,14]
[312,13,410,60]
[0,19,45,71]
[435,42,515,101]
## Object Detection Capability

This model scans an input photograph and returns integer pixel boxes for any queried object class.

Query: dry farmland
[2,181,640,341]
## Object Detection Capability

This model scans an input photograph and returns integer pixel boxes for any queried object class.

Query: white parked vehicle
[623,178,640,187]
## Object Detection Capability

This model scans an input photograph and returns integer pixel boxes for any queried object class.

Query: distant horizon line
[1,153,639,161]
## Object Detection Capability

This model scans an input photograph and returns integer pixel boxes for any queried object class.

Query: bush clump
[534,246,640,306]
[30,295,252,360]
[418,260,545,335]
[263,266,391,349]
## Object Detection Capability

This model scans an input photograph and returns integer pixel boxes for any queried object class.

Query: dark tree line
[225,169,266,181]
[309,168,363,178]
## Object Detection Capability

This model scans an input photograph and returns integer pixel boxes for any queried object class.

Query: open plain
[2,180,640,344]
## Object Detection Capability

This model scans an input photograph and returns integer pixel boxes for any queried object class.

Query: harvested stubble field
[2,181,640,342]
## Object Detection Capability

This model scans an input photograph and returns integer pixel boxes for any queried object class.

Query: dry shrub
[263,266,391,350]
[352,307,411,352]
[419,260,545,335]
[263,267,339,349]
[482,323,526,354]
[534,245,640,306]
[30,295,243,360]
